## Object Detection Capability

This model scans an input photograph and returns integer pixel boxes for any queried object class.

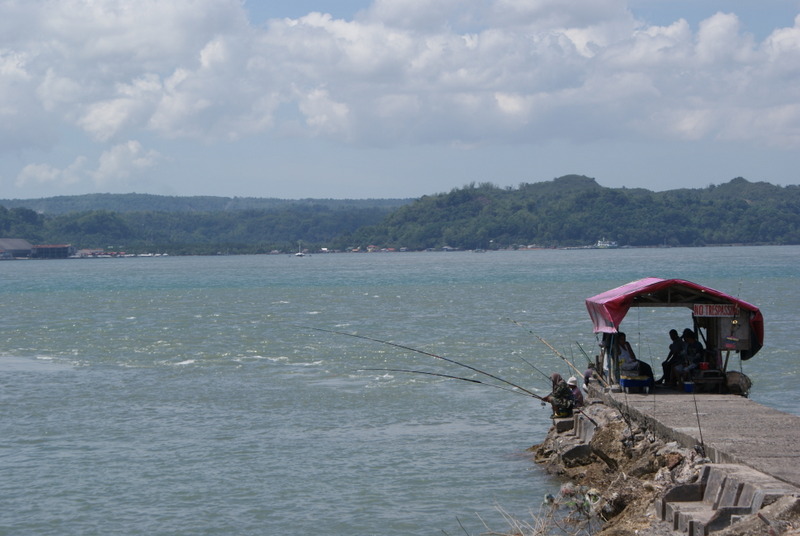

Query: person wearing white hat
[567,376,584,407]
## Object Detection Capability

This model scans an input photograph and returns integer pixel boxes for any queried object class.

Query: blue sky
[2,0,799,200]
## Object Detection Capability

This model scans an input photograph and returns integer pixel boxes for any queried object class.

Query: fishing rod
[538,334,614,389]
[508,318,563,376]
[517,354,552,384]
[537,336,584,379]
[691,388,706,457]
[363,367,601,425]
[575,340,611,390]
[304,326,541,399]
[507,318,587,379]
[360,368,544,400]
[365,361,598,425]
[575,341,593,365]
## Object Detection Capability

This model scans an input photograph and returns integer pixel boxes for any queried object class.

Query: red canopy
[586,278,764,358]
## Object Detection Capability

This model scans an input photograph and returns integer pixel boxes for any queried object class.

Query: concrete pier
[539,386,800,535]
[600,387,800,489]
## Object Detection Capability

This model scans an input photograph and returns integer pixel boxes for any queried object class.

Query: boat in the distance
[593,238,619,249]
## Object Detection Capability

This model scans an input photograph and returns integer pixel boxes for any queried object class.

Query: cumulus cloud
[92,141,161,186]
[16,157,87,188]
[363,0,468,31]
[15,141,159,190]
[296,87,352,137]
[1,0,799,162]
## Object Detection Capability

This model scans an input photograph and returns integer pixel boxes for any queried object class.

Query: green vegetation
[344,176,800,250]
[2,176,799,254]
[0,204,396,254]
[0,193,409,214]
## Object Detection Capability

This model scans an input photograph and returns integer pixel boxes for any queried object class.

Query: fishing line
[362,367,602,427]
[542,334,610,389]
[506,318,591,384]
[360,368,543,400]
[575,341,593,366]
[692,389,706,457]
[643,341,659,438]
[303,325,541,399]
[648,342,657,422]
[517,354,552,384]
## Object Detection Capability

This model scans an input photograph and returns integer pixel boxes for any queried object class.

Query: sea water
[1,246,798,535]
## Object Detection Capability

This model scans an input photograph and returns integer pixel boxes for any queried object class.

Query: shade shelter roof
[585,278,763,359]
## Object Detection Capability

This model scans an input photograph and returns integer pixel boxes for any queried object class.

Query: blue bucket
[683,382,695,393]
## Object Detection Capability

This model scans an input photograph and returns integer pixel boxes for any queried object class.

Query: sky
[1,0,799,200]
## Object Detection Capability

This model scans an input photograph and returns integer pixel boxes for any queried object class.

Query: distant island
[1,175,798,256]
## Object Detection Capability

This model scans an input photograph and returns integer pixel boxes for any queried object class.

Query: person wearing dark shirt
[567,376,584,407]
[616,332,655,382]
[674,328,704,382]
[657,329,683,384]
[543,373,574,418]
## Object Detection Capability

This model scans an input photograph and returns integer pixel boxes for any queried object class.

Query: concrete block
[654,496,666,520]
[737,482,763,511]
[666,502,709,531]
[662,483,705,503]
[554,418,574,433]
[574,415,597,443]
[719,477,744,507]
[688,518,705,536]
[573,416,585,440]
[664,501,681,529]
[677,504,714,533]
[703,468,729,508]
[752,487,800,510]
[561,444,593,467]
[699,506,754,534]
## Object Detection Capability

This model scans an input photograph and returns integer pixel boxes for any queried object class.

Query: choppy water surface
[1,246,798,535]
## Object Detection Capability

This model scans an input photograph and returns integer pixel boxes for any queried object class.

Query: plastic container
[683,382,695,393]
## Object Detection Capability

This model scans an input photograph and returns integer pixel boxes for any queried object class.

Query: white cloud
[490,0,631,28]
[695,12,756,64]
[0,49,29,81]
[16,157,87,187]
[36,69,84,112]
[92,140,160,187]
[80,96,145,142]
[1,0,799,196]
[297,87,351,137]
[16,163,63,186]
[363,0,466,31]
[14,141,159,191]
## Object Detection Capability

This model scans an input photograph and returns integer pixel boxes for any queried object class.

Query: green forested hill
[1,176,799,253]
[0,193,410,214]
[343,176,800,249]
[0,203,396,254]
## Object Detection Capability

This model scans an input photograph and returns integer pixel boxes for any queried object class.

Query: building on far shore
[0,239,75,259]
[32,244,75,259]
[0,238,33,259]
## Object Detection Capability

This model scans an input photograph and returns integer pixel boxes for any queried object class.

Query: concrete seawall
[534,387,800,535]
[600,388,800,488]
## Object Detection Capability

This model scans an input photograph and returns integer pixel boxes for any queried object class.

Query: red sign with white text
[693,304,738,317]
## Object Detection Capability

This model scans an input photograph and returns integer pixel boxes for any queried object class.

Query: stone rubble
[530,399,800,535]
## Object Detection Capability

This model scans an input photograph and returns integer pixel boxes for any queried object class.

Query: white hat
[567,376,578,386]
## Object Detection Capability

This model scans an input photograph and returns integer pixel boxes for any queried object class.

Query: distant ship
[594,238,619,249]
